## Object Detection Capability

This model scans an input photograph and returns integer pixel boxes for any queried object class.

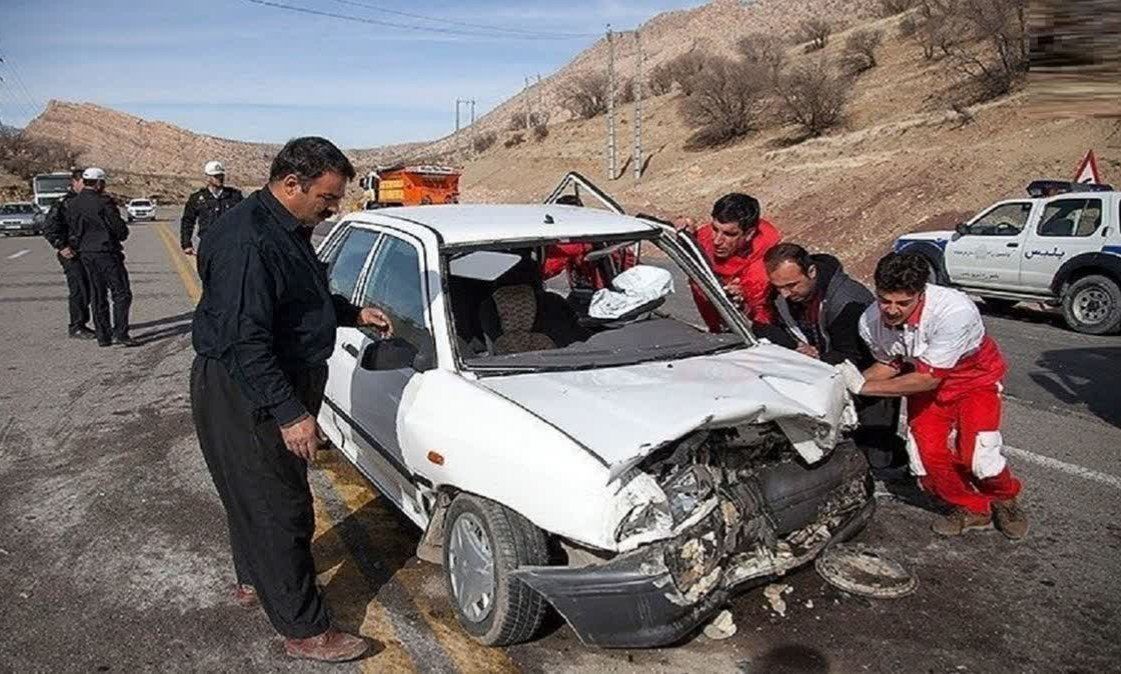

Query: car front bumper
[1,223,40,235]
[513,445,874,648]
[128,212,155,221]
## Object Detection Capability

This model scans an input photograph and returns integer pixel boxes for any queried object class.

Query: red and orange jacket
[690,218,782,330]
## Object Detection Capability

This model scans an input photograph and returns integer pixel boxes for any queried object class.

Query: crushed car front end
[513,421,873,648]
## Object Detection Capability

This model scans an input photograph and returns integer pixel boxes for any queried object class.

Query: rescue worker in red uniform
[678,193,782,330]
[838,253,1029,539]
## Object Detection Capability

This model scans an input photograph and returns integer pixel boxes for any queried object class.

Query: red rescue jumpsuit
[860,285,1022,514]
[690,218,782,330]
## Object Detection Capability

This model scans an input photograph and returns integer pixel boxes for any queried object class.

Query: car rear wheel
[1062,275,1121,335]
[443,494,549,646]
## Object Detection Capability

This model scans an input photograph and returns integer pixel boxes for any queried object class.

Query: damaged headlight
[616,501,673,542]
[610,472,674,550]
[663,465,716,524]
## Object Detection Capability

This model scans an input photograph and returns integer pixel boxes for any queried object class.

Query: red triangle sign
[1074,150,1102,184]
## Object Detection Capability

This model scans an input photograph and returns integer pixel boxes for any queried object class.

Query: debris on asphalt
[804,599,814,609]
[703,609,738,640]
[815,543,917,599]
[763,583,793,617]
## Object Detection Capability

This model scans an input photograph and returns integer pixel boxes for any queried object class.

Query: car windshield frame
[441,230,757,376]
[33,176,71,194]
[130,200,152,208]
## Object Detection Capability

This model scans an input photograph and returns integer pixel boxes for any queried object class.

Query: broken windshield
[445,233,752,373]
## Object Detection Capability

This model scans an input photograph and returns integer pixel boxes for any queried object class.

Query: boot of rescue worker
[284,628,368,663]
[931,507,992,536]
[991,497,1029,540]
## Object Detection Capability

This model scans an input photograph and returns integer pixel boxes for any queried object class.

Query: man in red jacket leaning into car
[677,193,782,331]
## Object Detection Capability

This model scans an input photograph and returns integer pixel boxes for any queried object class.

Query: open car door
[544,172,641,270]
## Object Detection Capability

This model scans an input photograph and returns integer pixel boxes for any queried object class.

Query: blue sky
[0,0,700,148]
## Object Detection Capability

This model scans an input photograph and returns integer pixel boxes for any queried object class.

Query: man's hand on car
[358,307,394,336]
[59,247,76,259]
[280,414,321,461]
[796,343,820,359]
[673,216,697,233]
[724,280,744,305]
[834,360,866,395]
[183,247,195,256]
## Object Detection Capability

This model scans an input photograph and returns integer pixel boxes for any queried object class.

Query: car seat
[478,254,589,355]
[485,286,559,355]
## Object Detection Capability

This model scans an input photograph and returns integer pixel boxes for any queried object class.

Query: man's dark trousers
[58,253,90,332]
[80,252,132,342]
[190,356,331,639]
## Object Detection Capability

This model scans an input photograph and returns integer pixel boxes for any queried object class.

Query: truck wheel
[1062,275,1121,335]
[443,494,549,646]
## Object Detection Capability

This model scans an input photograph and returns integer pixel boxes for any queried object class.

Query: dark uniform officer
[190,137,386,663]
[42,168,94,338]
[65,168,134,347]
[180,160,243,254]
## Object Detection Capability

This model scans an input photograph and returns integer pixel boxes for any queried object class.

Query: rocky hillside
[20,101,422,201]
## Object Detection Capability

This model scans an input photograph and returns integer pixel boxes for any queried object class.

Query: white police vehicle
[893,181,1121,335]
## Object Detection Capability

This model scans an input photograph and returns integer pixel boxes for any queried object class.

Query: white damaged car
[315,192,873,648]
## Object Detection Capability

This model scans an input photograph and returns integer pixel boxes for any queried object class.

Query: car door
[944,200,1036,290]
[1019,196,1108,291]
[318,225,383,453]
[344,232,437,513]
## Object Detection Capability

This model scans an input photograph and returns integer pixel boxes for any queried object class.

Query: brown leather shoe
[232,584,259,609]
[931,507,992,536]
[284,628,368,663]
[992,498,1029,540]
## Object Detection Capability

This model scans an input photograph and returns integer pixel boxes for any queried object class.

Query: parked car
[894,182,1121,334]
[314,192,873,648]
[125,198,156,222]
[0,202,45,236]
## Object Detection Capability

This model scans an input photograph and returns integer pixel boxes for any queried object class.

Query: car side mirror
[954,222,971,236]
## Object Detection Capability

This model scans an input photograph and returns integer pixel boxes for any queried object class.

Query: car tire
[1061,275,1121,335]
[443,494,549,647]
[981,298,1019,313]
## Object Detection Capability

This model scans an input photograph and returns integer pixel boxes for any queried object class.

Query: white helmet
[82,167,107,181]
[204,160,226,176]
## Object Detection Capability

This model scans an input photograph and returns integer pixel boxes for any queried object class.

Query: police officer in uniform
[180,160,243,255]
[65,168,135,347]
[42,167,95,338]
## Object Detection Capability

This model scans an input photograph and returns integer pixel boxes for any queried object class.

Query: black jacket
[42,189,77,251]
[180,185,243,248]
[769,254,875,368]
[65,189,129,254]
[192,187,359,426]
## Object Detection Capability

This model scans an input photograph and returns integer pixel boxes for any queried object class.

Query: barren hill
[21,101,422,201]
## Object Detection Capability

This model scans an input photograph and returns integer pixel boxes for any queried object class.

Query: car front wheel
[443,494,549,646]
[1062,275,1121,335]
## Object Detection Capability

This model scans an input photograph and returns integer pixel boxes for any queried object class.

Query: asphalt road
[0,211,1118,673]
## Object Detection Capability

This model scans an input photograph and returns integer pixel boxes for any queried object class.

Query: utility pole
[469,99,476,157]
[606,26,617,180]
[633,30,644,181]
[524,77,532,131]
[454,98,463,157]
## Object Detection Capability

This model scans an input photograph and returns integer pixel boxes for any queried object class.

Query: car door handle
[1006,242,1019,248]
[342,343,360,358]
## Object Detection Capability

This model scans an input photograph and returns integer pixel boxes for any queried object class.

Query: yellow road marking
[153,220,518,672]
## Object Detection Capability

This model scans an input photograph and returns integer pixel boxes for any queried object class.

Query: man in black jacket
[180,160,243,255]
[42,168,94,339]
[763,243,905,476]
[191,137,391,663]
[64,168,134,347]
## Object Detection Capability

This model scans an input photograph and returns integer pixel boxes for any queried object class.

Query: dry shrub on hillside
[774,58,851,138]
[799,18,833,52]
[912,0,1028,100]
[878,0,918,16]
[648,62,676,95]
[657,50,708,96]
[0,128,81,180]
[473,131,497,154]
[840,28,885,75]
[679,56,770,149]
[507,111,549,131]
[735,34,787,82]
[504,133,525,149]
[532,124,549,142]
[558,73,634,120]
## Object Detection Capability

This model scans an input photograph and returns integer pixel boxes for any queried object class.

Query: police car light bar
[1027,180,1114,197]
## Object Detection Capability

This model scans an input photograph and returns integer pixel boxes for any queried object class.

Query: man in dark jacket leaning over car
[761,243,905,477]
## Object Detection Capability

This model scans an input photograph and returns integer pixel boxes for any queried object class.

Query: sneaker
[232,583,259,609]
[114,336,140,347]
[68,326,97,340]
[992,498,1029,540]
[97,340,112,348]
[931,507,992,536]
[284,628,368,663]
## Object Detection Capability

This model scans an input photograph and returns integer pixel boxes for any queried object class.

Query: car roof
[343,204,660,246]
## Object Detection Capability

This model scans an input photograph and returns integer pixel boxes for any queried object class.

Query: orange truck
[358,165,461,209]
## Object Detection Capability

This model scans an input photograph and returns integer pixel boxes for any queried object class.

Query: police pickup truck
[893,181,1121,335]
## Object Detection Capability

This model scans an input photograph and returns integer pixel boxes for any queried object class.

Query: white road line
[6,249,30,260]
[1006,445,1121,491]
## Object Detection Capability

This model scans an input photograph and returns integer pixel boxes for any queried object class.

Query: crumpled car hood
[478,343,852,473]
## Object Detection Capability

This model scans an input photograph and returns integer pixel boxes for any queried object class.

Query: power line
[244,0,594,41]
[326,0,596,39]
